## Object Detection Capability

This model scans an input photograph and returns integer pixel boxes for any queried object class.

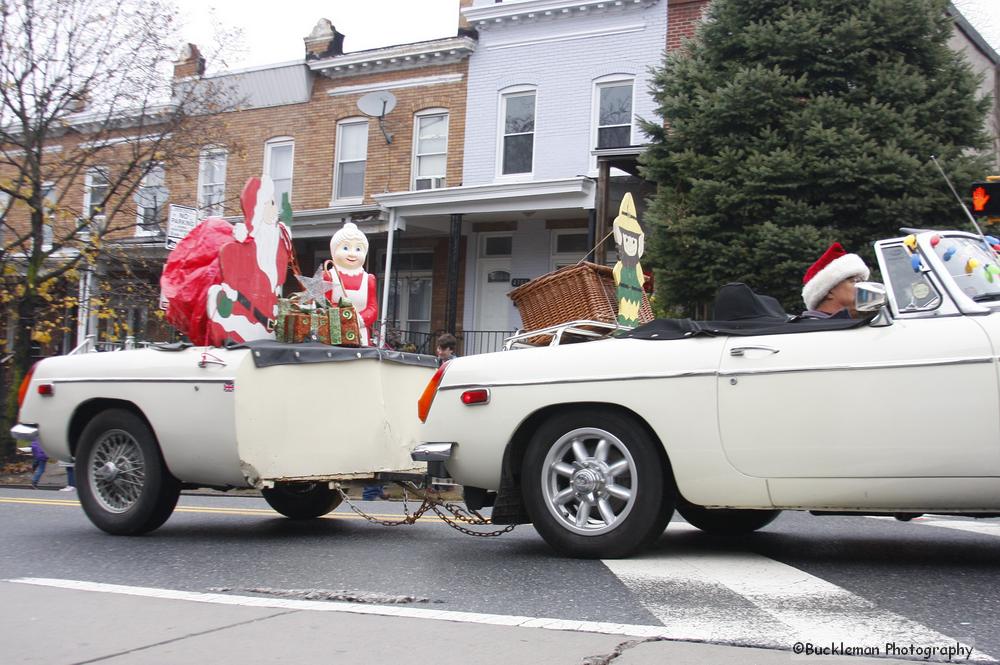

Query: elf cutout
[612,192,645,327]
[205,177,292,345]
[325,222,377,345]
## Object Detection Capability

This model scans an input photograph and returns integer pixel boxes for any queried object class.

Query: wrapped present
[275,296,361,346]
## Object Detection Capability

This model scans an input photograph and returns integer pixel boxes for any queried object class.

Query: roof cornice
[308,36,476,78]
[463,0,659,30]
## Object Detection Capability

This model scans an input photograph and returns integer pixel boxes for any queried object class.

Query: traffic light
[970,180,1000,217]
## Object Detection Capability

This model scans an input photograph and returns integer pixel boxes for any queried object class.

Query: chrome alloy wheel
[541,427,637,536]
[89,429,146,514]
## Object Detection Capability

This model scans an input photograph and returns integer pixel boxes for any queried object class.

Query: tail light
[16,362,39,414]
[417,363,448,423]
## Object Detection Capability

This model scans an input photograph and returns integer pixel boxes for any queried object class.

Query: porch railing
[380,327,515,356]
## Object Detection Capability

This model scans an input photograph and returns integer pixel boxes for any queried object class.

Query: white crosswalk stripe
[604,523,996,662]
[867,515,1000,538]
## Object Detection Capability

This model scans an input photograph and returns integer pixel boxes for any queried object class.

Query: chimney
[458,0,475,32]
[173,43,205,79]
[305,19,346,60]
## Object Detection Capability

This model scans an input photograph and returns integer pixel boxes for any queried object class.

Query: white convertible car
[414,230,1000,558]
[13,343,436,534]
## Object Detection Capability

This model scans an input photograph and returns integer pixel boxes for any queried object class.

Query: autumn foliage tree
[0,0,236,460]
[640,0,994,316]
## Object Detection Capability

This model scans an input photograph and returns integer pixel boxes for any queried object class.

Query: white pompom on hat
[801,242,870,311]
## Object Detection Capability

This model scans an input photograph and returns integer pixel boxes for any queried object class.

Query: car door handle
[730,345,780,357]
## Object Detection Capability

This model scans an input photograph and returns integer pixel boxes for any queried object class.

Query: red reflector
[37,384,54,396]
[461,389,490,405]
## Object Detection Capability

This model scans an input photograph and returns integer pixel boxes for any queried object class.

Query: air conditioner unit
[415,177,445,191]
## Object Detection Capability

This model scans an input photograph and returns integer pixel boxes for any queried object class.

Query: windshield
[932,236,1000,302]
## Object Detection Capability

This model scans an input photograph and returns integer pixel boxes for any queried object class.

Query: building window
[0,191,10,248]
[594,79,634,149]
[83,167,109,235]
[481,234,512,257]
[413,110,448,190]
[500,90,535,176]
[135,163,166,236]
[41,182,55,249]
[551,229,589,270]
[335,120,368,201]
[377,250,434,352]
[198,147,227,216]
[264,137,294,208]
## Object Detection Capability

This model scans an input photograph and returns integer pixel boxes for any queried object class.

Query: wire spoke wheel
[541,427,638,537]
[89,429,147,514]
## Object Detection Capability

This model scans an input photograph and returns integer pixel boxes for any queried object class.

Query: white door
[474,257,513,331]
[717,317,1000,478]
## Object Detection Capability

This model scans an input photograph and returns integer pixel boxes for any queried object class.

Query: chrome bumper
[411,442,455,462]
[10,424,39,441]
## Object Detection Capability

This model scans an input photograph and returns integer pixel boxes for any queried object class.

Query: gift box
[275,296,361,346]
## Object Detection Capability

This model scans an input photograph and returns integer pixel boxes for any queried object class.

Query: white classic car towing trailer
[413,230,1000,558]
[13,342,437,535]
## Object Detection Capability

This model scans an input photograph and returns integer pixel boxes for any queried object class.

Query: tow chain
[336,483,516,538]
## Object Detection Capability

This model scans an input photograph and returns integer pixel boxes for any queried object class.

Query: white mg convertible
[13,343,436,534]
[414,230,1000,558]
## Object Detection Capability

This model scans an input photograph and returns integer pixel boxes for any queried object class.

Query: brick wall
[667,0,711,53]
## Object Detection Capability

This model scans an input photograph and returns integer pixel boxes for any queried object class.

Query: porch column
[594,159,611,265]
[587,208,597,262]
[446,213,462,334]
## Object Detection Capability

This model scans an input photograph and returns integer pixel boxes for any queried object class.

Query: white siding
[462,1,667,185]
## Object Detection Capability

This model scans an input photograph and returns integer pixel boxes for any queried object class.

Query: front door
[474,257,513,332]
[716,318,1000,478]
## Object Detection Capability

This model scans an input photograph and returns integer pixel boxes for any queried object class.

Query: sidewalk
[2,580,929,665]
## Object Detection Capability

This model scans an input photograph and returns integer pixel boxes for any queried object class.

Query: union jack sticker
[223,382,235,393]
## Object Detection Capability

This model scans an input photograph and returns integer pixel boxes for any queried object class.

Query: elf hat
[801,242,869,310]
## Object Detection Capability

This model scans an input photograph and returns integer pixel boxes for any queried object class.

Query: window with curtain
[335,120,368,200]
[264,138,294,208]
[198,148,227,216]
[413,111,448,190]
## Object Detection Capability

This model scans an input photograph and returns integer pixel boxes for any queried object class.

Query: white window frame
[411,108,449,191]
[41,182,55,250]
[590,75,636,167]
[263,136,295,209]
[135,162,166,237]
[333,119,368,204]
[197,146,228,217]
[496,86,537,179]
[83,167,109,237]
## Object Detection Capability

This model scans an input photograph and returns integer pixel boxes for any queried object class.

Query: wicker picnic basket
[508,262,653,340]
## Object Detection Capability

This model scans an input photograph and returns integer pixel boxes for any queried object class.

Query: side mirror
[855,281,887,312]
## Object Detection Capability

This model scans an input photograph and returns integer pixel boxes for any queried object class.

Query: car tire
[76,408,181,535]
[261,483,343,519]
[522,408,671,559]
[676,498,780,535]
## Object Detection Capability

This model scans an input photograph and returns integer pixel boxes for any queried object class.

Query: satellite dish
[357,91,396,144]
[357,91,397,118]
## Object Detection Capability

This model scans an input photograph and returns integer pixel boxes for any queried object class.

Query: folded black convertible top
[622,283,871,340]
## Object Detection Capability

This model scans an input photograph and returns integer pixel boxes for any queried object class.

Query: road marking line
[604,523,994,662]
[7,577,703,642]
[866,515,1000,538]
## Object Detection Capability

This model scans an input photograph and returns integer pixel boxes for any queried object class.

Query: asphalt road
[3,487,999,663]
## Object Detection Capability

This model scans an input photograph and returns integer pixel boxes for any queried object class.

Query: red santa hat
[802,242,869,310]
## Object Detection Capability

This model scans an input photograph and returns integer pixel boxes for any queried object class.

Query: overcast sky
[173,0,998,72]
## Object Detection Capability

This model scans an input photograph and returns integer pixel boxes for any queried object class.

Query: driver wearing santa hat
[801,242,870,319]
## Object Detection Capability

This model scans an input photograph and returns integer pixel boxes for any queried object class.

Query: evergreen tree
[640,0,993,315]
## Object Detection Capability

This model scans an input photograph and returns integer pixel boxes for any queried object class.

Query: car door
[716,316,1000,479]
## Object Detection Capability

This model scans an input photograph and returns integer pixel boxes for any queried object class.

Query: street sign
[165,204,198,250]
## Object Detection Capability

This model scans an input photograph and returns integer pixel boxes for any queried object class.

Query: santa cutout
[205,177,292,345]
[325,222,377,346]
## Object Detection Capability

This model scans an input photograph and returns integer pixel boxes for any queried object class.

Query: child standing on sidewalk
[30,437,47,488]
